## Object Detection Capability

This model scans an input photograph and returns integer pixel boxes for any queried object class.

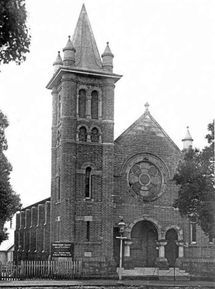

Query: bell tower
[47,4,121,264]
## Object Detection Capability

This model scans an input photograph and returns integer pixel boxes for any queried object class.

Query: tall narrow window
[91,127,99,143]
[78,126,87,142]
[78,89,86,118]
[91,90,99,119]
[86,221,90,241]
[43,227,46,252]
[56,216,61,241]
[85,167,92,198]
[190,220,197,243]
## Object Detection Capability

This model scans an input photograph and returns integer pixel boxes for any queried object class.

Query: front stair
[119,267,190,280]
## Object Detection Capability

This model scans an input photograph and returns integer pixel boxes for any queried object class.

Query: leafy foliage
[0,0,31,65]
[173,122,215,238]
[0,110,21,244]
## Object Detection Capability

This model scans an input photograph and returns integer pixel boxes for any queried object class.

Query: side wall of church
[14,198,50,262]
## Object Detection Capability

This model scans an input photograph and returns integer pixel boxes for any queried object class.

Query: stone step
[118,267,190,280]
[122,267,158,276]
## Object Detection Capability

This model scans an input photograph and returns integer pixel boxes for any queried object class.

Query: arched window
[91,127,99,143]
[78,126,87,142]
[78,89,86,118]
[91,90,99,119]
[85,167,92,198]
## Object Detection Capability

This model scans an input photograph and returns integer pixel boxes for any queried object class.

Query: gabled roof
[72,4,103,71]
[115,107,180,152]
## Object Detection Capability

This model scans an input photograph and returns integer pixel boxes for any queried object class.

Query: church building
[14,5,215,279]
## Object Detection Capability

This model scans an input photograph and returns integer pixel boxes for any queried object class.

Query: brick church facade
[14,5,215,278]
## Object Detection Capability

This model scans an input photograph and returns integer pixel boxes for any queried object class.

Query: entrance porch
[115,220,188,279]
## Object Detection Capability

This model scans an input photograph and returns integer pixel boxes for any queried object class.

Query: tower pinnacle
[63,35,76,66]
[53,51,63,72]
[182,126,193,150]
[102,42,114,72]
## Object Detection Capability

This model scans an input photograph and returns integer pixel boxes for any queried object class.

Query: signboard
[51,242,74,258]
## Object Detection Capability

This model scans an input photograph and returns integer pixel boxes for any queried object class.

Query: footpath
[0,279,215,288]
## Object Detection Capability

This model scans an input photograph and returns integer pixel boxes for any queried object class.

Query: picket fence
[0,260,82,280]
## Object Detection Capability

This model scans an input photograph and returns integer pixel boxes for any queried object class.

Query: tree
[0,0,31,65]
[0,110,21,244]
[173,122,215,238]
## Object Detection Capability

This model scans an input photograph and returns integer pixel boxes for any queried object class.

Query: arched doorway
[165,229,178,267]
[131,220,158,267]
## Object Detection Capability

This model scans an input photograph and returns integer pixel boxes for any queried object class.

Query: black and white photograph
[0,0,215,287]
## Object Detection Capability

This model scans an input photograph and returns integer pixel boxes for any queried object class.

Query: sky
[0,0,215,208]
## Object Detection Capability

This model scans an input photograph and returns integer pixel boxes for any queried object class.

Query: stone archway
[130,220,158,267]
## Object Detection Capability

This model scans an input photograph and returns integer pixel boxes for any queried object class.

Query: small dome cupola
[53,51,63,72]
[102,42,114,72]
[63,35,76,66]
[182,126,193,150]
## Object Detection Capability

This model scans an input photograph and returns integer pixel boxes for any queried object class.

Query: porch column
[124,240,132,257]
[175,240,185,268]
[176,240,184,258]
[156,240,168,269]
[86,93,91,118]
[158,240,167,258]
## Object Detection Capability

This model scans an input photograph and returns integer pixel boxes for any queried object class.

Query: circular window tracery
[128,160,164,202]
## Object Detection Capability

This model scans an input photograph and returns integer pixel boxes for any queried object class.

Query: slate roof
[72,4,103,71]
[115,105,180,152]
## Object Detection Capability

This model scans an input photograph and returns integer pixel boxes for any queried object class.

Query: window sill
[84,198,94,202]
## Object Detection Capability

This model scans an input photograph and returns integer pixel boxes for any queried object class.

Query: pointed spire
[63,36,76,66]
[72,4,103,70]
[102,42,114,72]
[53,51,63,72]
[182,126,193,150]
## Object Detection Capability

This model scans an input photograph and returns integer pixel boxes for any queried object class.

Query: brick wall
[14,198,50,262]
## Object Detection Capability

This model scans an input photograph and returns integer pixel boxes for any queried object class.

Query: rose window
[128,161,162,201]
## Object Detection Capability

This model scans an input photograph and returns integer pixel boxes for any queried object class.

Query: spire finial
[145,102,150,111]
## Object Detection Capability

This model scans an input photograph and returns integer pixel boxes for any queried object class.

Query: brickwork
[14,198,51,262]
